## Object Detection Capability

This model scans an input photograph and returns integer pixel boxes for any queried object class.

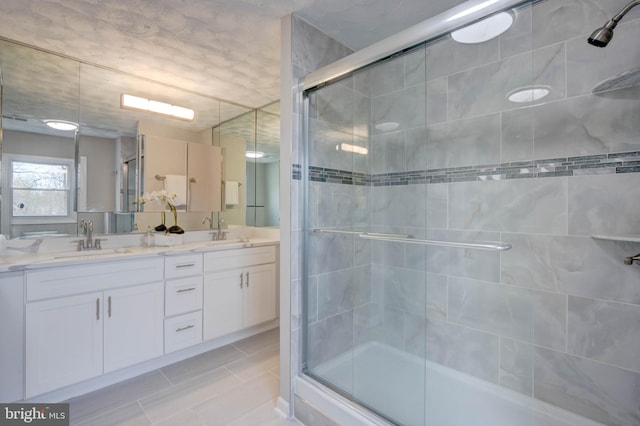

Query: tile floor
[66,328,302,426]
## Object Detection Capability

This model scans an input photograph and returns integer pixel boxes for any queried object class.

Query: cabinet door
[104,282,164,373]
[26,292,103,398]
[203,269,243,341]
[243,263,277,328]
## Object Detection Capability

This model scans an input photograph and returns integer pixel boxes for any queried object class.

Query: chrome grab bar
[312,228,511,251]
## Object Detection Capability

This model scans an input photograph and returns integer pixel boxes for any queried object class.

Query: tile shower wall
[293,2,640,426]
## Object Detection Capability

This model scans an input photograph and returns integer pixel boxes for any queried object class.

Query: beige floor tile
[232,328,280,355]
[225,343,279,382]
[161,345,245,385]
[152,409,205,426]
[194,373,279,426]
[140,367,242,423]
[75,402,151,426]
[69,371,171,425]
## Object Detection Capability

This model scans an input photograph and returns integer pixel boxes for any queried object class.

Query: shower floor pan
[310,342,604,426]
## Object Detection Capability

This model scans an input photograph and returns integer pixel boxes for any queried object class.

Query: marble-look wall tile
[448,179,535,233]
[568,173,640,236]
[405,126,427,171]
[531,0,640,50]
[448,277,566,350]
[426,229,502,283]
[500,338,533,396]
[371,185,427,229]
[308,119,354,171]
[426,78,447,125]
[500,5,533,59]
[534,177,568,235]
[448,44,565,121]
[354,302,405,351]
[425,36,499,81]
[534,346,640,426]
[307,233,354,276]
[404,312,427,357]
[381,266,426,317]
[305,276,317,324]
[306,310,354,369]
[369,131,405,174]
[425,318,499,384]
[501,107,534,163]
[426,273,447,321]
[316,78,354,130]
[566,19,640,97]
[405,46,426,88]
[371,84,426,135]
[426,114,501,169]
[370,57,404,97]
[500,233,640,304]
[533,91,640,159]
[425,183,448,230]
[292,16,353,73]
[568,296,640,373]
[317,266,370,321]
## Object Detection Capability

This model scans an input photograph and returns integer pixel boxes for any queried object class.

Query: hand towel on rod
[225,181,240,206]
[165,174,187,209]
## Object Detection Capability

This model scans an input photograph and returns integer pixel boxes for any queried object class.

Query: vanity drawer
[164,254,203,279]
[164,311,202,354]
[204,245,276,273]
[165,276,203,316]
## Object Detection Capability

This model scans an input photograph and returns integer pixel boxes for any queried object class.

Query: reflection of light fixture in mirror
[507,85,551,103]
[375,121,400,132]
[43,120,78,131]
[121,94,195,121]
[451,12,513,43]
[336,143,368,155]
[246,151,265,159]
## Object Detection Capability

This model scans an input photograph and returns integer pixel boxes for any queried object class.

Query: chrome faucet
[77,219,103,250]
[211,216,227,241]
[202,216,213,228]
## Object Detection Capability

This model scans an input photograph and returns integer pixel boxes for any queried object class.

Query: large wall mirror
[213,101,280,228]
[0,38,282,240]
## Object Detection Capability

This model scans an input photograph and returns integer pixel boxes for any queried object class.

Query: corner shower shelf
[591,234,640,243]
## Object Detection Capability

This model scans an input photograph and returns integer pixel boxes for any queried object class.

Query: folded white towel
[225,181,240,206]
[165,174,187,208]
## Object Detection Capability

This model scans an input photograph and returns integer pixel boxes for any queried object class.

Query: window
[9,157,74,219]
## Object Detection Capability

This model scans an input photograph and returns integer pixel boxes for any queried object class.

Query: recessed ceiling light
[121,94,195,121]
[507,85,551,103]
[451,12,514,44]
[246,151,265,159]
[43,120,78,131]
[375,121,400,132]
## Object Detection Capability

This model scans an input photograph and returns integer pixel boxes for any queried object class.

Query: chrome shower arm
[612,0,640,23]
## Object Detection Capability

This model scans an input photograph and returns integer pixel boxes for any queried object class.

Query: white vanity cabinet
[24,258,164,398]
[203,246,277,341]
[0,272,25,402]
[164,254,204,353]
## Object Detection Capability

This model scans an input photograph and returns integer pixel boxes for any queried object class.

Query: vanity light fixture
[336,143,368,155]
[450,11,514,43]
[121,94,195,121]
[43,120,78,131]
[507,85,551,103]
[246,151,265,159]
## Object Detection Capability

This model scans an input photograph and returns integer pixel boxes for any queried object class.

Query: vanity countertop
[0,234,280,272]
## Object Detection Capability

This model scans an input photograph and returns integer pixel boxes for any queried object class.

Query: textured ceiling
[0,0,459,109]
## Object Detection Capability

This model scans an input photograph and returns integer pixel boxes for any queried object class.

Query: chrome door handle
[108,296,112,318]
[240,272,244,288]
[96,298,100,320]
[246,272,249,287]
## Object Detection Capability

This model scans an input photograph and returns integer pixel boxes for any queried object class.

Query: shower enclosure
[299,0,640,425]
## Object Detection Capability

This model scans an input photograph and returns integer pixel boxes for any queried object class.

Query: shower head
[588,0,640,47]
[587,20,616,47]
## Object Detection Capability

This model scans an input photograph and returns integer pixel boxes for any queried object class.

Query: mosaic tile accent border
[294,151,640,185]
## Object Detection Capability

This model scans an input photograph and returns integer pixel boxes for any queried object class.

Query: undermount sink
[192,238,249,250]
[53,248,133,260]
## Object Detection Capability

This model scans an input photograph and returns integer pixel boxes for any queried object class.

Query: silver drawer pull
[177,287,196,294]
[176,324,195,332]
[240,273,244,288]
[108,296,112,318]
[246,271,249,287]
[96,298,100,320]
[175,263,196,269]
